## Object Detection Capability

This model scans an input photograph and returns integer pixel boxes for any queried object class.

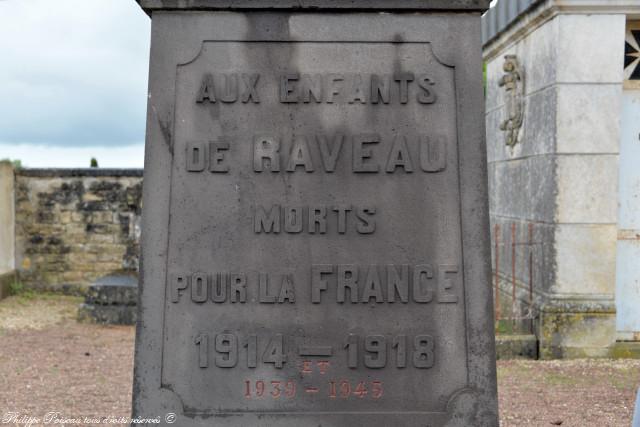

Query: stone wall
[483,0,623,357]
[14,169,143,292]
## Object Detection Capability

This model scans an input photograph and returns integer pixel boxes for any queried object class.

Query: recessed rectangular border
[161,40,466,417]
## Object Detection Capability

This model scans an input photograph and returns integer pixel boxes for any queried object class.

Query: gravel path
[0,295,638,426]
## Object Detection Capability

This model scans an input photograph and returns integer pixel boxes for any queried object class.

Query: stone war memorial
[132,1,498,425]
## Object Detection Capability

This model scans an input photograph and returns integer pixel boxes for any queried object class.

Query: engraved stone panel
[133,4,496,426]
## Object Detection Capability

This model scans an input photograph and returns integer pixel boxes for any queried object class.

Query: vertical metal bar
[528,222,534,334]
[528,223,533,306]
[494,224,501,322]
[511,222,517,327]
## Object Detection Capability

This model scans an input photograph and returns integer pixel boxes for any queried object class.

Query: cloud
[0,0,150,147]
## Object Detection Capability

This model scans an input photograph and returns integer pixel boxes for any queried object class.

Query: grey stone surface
[487,86,557,163]
[133,5,497,426]
[138,0,491,13]
[78,274,138,325]
[488,155,557,223]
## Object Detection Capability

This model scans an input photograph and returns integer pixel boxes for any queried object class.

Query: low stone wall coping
[16,168,143,178]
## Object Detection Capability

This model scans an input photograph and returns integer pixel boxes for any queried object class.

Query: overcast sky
[0,0,150,168]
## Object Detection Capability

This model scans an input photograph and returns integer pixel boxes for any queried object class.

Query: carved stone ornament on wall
[498,54,524,148]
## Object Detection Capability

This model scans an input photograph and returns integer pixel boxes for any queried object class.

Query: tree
[90,157,99,168]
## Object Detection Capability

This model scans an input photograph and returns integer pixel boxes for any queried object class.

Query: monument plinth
[133,1,497,425]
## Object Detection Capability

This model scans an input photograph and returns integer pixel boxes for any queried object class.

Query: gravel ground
[0,294,639,426]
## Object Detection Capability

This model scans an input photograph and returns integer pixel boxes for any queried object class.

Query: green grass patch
[8,280,37,300]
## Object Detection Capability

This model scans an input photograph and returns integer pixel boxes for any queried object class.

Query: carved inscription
[195,333,435,370]
[195,332,436,401]
[185,134,447,174]
[170,264,459,305]
[196,73,436,105]
[254,205,376,235]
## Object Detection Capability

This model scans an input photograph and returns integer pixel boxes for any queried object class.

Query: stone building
[484,0,640,358]
[0,164,142,294]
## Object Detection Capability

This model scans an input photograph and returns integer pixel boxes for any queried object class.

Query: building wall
[14,169,143,292]
[484,0,625,357]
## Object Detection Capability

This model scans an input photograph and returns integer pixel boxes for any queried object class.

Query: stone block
[84,274,138,306]
[87,233,115,244]
[75,262,102,272]
[71,211,86,223]
[539,301,616,359]
[98,261,126,272]
[556,14,625,84]
[83,243,111,254]
[554,224,617,295]
[59,211,72,224]
[487,85,557,163]
[82,192,102,202]
[90,211,117,223]
[488,154,557,223]
[515,15,557,94]
[97,247,126,262]
[78,303,137,325]
[495,334,538,359]
[609,342,640,359]
[519,86,557,156]
[68,252,94,264]
[62,271,85,283]
[556,155,618,224]
[86,222,119,235]
[64,224,87,237]
[556,84,621,154]
[79,274,138,325]
[485,14,557,112]
[82,272,101,281]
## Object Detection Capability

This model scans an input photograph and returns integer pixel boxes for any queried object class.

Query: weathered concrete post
[133,1,497,425]
[0,161,16,300]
